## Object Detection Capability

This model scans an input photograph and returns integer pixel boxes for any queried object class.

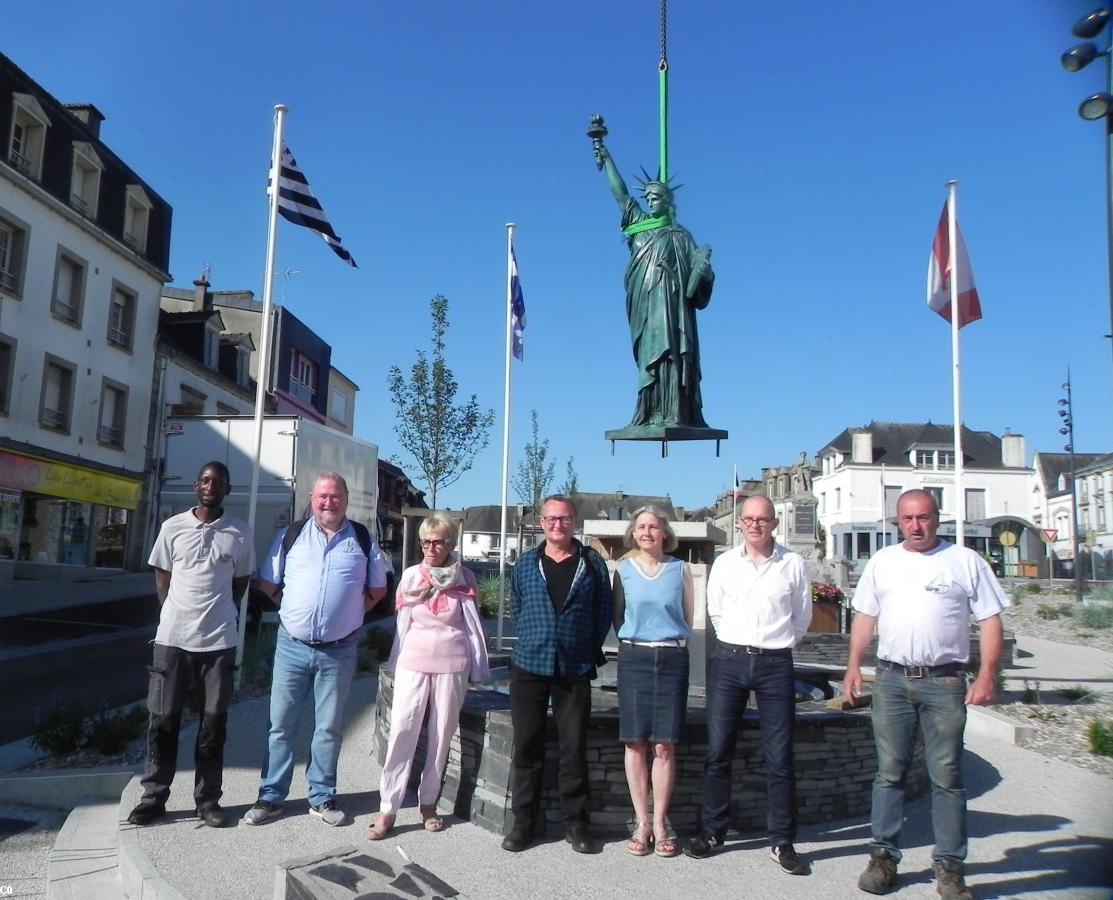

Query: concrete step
[47,797,124,900]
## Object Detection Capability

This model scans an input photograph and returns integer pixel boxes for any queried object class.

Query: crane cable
[658,0,669,183]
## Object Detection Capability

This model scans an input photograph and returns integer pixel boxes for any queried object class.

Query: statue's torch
[587,115,608,170]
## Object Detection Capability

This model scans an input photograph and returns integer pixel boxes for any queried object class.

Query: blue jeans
[257,627,358,807]
[870,668,968,863]
[700,646,796,845]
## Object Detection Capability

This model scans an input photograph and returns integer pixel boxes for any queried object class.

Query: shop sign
[0,450,141,510]
[0,488,21,505]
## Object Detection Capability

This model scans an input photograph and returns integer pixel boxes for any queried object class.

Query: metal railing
[97,425,121,446]
[0,268,15,292]
[42,407,65,429]
[7,147,31,176]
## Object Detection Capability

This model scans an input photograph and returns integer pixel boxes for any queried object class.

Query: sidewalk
[0,571,153,618]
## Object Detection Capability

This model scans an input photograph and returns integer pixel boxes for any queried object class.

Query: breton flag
[276,142,357,267]
[510,247,526,361]
[926,204,980,328]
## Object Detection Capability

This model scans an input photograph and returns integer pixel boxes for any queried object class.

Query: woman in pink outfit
[367,514,489,840]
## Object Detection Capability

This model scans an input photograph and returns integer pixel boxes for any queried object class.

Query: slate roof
[816,421,1020,469]
[1035,452,1108,498]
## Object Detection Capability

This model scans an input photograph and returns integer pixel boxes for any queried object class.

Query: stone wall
[373,665,927,838]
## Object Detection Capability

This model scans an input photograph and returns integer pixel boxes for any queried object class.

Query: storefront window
[94,506,128,568]
[19,497,91,564]
[0,489,21,559]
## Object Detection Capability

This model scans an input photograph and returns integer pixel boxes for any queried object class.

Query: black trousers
[138,643,236,808]
[509,665,591,828]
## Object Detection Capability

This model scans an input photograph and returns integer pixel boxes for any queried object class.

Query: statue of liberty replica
[588,5,726,448]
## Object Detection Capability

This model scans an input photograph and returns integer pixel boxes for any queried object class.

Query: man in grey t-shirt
[127,461,255,828]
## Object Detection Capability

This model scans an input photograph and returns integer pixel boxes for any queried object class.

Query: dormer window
[70,143,103,218]
[236,344,249,387]
[8,94,49,181]
[204,319,221,370]
[123,185,151,254]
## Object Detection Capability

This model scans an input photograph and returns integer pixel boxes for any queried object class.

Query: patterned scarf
[397,557,475,615]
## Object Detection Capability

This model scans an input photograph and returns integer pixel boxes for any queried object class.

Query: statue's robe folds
[621,197,714,428]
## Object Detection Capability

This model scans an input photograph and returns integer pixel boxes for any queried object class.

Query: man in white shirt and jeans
[684,495,812,875]
[843,489,1005,900]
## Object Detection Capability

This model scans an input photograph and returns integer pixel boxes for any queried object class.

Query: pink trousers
[378,667,469,813]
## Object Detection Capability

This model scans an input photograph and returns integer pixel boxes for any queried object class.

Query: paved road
[0,598,157,742]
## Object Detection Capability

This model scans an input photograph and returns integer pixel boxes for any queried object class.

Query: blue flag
[510,248,526,361]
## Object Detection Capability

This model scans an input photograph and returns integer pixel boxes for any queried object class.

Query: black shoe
[127,802,166,826]
[771,843,809,875]
[565,823,595,854]
[683,832,725,859]
[501,820,534,852]
[196,804,228,828]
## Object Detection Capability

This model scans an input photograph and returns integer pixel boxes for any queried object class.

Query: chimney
[64,104,105,139]
[1001,429,1026,468]
[850,428,874,464]
[193,274,211,311]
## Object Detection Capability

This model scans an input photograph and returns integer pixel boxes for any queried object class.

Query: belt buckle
[904,665,926,679]
[745,646,761,655]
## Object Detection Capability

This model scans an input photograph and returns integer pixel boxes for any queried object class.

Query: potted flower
[809,582,845,633]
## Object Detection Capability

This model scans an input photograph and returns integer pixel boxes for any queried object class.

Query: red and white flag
[733,469,742,501]
[926,204,982,328]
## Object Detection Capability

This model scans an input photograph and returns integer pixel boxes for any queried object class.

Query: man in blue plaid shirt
[501,495,613,854]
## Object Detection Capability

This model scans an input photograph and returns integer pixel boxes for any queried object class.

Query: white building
[814,422,1037,575]
[1031,451,1112,579]
[0,55,172,574]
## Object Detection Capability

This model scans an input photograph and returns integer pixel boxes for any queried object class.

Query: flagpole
[234,103,286,687]
[496,223,516,651]
[946,180,966,547]
[731,464,738,548]
[879,463,886,548]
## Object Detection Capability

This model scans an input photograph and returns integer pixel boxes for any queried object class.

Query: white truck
[157,415,382,568]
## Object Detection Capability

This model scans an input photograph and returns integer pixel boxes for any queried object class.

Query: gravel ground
[997,589,1113,780]
[0,803,67,899]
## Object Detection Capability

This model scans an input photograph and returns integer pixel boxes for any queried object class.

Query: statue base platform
[605,425,728,457]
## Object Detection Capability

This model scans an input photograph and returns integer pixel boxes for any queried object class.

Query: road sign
[1040,528,1058,544]
[998,531,1017,547]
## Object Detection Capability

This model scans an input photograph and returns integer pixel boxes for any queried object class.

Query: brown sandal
[366,814,395,841]
[626,821,653,856]
[420,804,445,832]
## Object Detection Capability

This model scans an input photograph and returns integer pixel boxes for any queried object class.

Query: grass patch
[1086,720,1113,756]
[1023,582,1043,594]
[1059,685,1097,703]
[30,699,147,758]
[1022,680,1042,704]
[1026,707,1059,723]
[1036,604,1072,621]
[84,705,146,755]
[30,699,88,757]
[1077,603,1113,630]
[476,574,508,619]
[239,626,278,693]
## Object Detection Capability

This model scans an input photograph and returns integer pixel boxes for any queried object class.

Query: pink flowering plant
[811,582,845,604]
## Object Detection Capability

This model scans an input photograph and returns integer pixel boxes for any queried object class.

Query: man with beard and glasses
[127,461,255,828]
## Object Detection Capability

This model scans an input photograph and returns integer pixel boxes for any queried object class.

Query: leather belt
[286,627,359,649]
[621,639,687,648]
[718,641,791,657]
[877,659,965,678]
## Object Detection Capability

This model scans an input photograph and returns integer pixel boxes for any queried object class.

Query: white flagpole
[879,463,886,548]
[496,223,516,651]
[731,464,738,548]
[946,180,966,547]
[235,103,287,687]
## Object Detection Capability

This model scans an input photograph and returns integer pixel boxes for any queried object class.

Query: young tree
[512,409,555,511]
[387,296,495,509]
[559,456,580,499]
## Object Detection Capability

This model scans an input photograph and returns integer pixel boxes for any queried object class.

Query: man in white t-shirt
[127,461,255,828]
[843,489,1006,900]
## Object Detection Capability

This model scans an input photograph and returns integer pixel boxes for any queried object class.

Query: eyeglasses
[314,494,345,503]
[740,516,775,528]
[420,539,447,549]
[539,515,574,526]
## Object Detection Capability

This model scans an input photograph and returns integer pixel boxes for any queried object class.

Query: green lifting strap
[658,62,668,184]
[623,214,672,237]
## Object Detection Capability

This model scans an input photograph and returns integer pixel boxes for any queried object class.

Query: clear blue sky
[8,1,1113,510]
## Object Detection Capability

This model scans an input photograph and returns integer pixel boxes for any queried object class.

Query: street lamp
[1062,8,1113,413]
[1057,373,1086,604]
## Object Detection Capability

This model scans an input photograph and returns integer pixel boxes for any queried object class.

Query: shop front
[0,449,141,576]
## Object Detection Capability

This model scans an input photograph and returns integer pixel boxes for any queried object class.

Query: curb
[966,706,1035,745]
[116,776,188,900]
[0,768,137,810]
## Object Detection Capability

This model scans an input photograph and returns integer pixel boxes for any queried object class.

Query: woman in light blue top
[612,505,693,858]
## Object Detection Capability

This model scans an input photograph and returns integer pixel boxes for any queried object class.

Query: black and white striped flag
[276,142,357,267]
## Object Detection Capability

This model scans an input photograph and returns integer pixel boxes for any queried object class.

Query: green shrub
[30,699,88,757]
[1022,680,1042,705]
[1036,604,1071,620]
[1023,582,1043,594]
[239,627,278,692]
[1059,685,1096,702]
[476,574,508,619]
[1086,719,1113,756]
[361,626,394,662]
[1086,585,1113,604]
[1077,603,1113,630]
[84,706,146,756]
